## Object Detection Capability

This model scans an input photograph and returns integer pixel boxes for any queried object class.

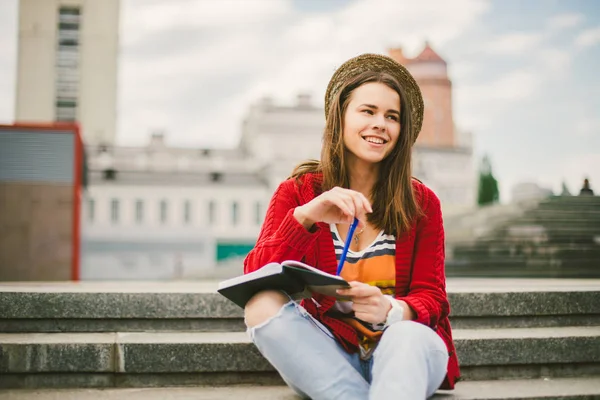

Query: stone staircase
[446,196,600,278]
[0,279,599,399]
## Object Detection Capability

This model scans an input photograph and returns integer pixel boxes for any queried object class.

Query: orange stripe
[340,254,396,291]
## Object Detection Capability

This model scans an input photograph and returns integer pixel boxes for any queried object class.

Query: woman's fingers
[360,192,373,214]
[330,187,372,223]
[303,187,373,226]
[326,194,354,220]
[349,194,365,222]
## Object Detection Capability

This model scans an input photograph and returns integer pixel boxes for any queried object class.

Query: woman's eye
[387,115,399,121]
[362,109,373,115]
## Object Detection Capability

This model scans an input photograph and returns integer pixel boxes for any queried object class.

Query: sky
[0,0,598,201]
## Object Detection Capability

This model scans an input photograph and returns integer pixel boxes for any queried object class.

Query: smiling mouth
[362,136,387,145]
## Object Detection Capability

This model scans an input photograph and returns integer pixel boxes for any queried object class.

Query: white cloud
[457,69,539,109]
[486,32,543,55]
[117,0,492,147]
[490,70,540,100]
[575,27,600,48]
[547,13,584,30]
[537,48,572,75]
[122,0,295,46]
[575,117,600,138]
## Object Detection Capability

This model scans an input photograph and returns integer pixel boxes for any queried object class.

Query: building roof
[388,47,409,65]
[412,42,446,64]
[88,170,269,188]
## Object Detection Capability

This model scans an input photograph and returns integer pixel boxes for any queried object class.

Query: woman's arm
[243,179,320,274]
[397,186,450,328]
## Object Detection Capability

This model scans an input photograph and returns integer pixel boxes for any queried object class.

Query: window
[110,199,119,224]
[159,200,168,224]
[102,169,117,180]
[183,200,192,224]
[255,201,263,225]
[135,200,144,224]
[58,22,79,30]
[208,200,216,225]
[56,109,76,122]
[59,7,80,15]
[57,30,79,41]
[232,201,239,226]
[56,72,79,84]
[56,5,81,122]
[56,100,77,108]
[88,198,95,222]
[210,172,223,182]
[58,38,79,46]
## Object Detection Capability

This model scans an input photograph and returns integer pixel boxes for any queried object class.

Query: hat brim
[324,53,424,142]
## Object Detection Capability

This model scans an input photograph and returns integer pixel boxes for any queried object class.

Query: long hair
[290,71,423,235]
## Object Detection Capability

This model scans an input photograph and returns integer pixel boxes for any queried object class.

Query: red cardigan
[244,172,460,390]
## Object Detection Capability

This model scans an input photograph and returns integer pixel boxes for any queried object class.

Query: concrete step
[444,263,600,279]
[526,209,600,217]
[538,197,600,205]
[0,378,600,399]
[1,327,599,388]
[1,280,599,332]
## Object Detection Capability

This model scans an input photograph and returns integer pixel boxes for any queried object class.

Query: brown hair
[290,71,423,235]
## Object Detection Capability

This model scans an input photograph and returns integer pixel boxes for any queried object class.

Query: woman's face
[342,82,401,166]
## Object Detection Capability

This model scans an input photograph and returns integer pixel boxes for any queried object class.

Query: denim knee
[246,300,295,341]
[377,321,447,355]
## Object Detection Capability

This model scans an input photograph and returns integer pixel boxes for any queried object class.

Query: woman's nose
[372,114,387,131]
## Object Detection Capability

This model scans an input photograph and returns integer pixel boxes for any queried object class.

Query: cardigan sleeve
[397,185,450,328]
[243,178,321,274]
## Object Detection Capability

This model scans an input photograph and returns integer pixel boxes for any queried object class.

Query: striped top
[331,223,397,295]
[330,224,397,327]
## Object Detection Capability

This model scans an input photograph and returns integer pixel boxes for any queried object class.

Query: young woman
[243,53,459,399]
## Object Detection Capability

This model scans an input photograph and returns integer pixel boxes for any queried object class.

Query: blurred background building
[80,41,477,279]
[7,0,598,280]
[15,0,119,145]
[12,0,476,279]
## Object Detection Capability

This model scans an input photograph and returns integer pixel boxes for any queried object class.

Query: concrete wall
[0,183,74,281]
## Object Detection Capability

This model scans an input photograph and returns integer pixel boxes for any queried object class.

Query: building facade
[82,134,270,279]
[15,0,119,146]
[82,43,476,279]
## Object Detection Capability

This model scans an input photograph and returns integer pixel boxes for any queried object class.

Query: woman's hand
[336,281,391,324]
[293,187,372,230]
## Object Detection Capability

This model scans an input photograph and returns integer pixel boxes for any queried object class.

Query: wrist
[383,295,404,327]
[293,207,316,231]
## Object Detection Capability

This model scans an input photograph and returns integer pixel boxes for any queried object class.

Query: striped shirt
[330,223,397,328]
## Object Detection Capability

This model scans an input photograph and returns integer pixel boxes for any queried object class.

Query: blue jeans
[247,300,449,400]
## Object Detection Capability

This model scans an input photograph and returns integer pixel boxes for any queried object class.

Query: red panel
[0,122,84,281]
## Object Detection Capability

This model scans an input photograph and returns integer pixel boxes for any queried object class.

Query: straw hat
[324,53,424,142]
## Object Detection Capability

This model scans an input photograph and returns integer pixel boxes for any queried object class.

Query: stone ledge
[0,377,600,399]
[0,327,599,375]
[1,290,598,320]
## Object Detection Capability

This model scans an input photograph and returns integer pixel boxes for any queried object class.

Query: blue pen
[336,217,359,276]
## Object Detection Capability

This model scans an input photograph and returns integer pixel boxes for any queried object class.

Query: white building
[82,134,270,279]
[239,93,324,186]
[82,91,476,279]
[15,0,119,145]
[413,144,475,214]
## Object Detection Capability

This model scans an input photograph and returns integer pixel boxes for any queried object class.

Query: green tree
[477,155,500,205]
